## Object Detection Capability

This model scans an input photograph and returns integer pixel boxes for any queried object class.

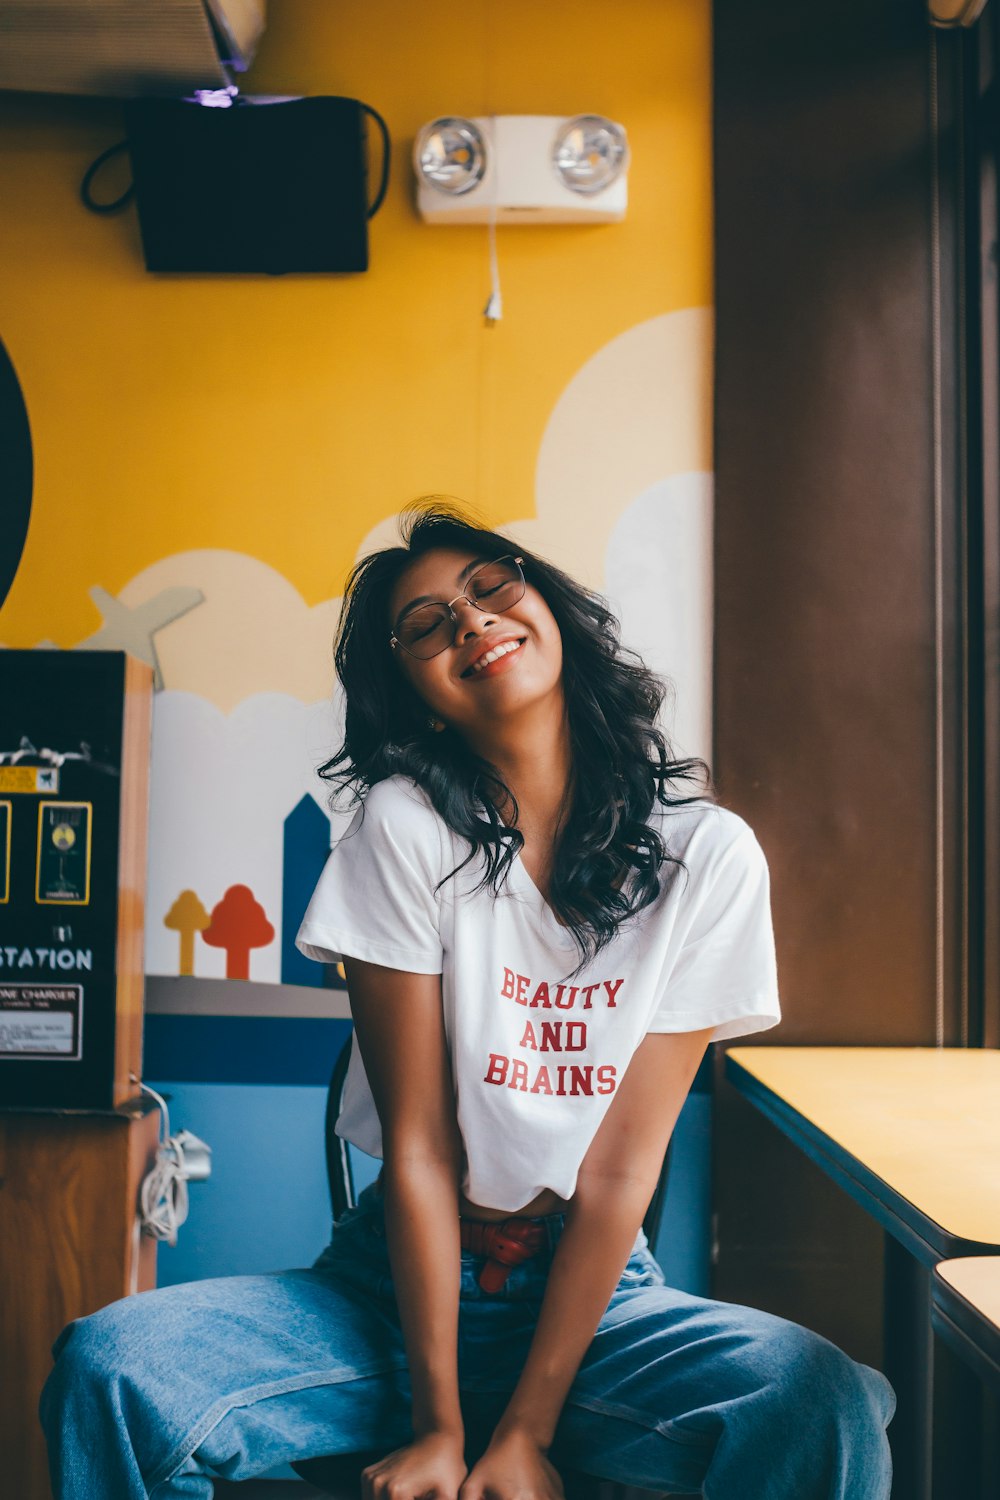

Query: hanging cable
[135,1080,212,1245]
[484,163,502,324]
[80,140,134,215]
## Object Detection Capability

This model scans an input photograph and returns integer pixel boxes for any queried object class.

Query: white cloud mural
[121,309,713,984]
[604,472,714,764]
[118,551,340,712]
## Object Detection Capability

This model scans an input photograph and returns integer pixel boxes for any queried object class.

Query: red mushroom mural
[202,884,275,980]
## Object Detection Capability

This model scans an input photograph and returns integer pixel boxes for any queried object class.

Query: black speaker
[122,95,390,274]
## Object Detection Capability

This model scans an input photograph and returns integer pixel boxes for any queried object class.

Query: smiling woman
[39,498,894,1500]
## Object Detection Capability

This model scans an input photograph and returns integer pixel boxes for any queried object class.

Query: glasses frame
[389,555,526,661]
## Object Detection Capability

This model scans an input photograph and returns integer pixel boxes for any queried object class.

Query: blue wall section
[149,1082,335,1285]
[149,1079,381,1287]
[144,1015,351,1085]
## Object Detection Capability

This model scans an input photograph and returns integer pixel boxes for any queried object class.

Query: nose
[451,596,498,642]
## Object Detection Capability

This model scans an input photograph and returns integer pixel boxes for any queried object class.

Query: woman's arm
[461,1026,714,1500]
[343,956,468,1499]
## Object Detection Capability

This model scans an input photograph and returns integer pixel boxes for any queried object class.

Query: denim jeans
[40,1183,894,1498]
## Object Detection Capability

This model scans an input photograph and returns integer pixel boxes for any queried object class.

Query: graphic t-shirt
[296,775,780,1212]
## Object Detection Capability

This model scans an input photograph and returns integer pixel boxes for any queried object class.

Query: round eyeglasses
[390,555,526,661]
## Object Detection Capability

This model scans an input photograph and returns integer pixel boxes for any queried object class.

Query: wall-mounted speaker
[123,95,389,274]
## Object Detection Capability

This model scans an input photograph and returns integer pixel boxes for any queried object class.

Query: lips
[460,635,527,678]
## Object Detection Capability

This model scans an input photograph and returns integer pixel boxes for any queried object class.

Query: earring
[427,717,445,733]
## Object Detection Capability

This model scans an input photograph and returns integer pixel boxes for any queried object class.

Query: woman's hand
[460,1424,565,1500]
[361,1430,468,1500]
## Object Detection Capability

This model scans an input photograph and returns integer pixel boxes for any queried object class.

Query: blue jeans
[40,1183,894,1498]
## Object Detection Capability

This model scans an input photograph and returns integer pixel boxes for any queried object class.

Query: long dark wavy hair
[320,500,711,971]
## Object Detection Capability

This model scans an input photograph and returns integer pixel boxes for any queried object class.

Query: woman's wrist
[411,1405,465,1444]
[491,1409,556,1452]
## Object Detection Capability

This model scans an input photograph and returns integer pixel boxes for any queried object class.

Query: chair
[289,1033,680,1500]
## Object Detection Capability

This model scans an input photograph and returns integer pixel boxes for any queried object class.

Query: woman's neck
[464,692,574,845]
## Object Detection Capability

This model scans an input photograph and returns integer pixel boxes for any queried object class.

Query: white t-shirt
[296,774,780,1212]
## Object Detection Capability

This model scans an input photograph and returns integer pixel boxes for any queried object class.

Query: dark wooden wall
[711,0,969,1364]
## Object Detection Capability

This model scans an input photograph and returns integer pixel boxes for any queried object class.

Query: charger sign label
[0,766,59,794]
[36,801,92,906]
[0,984,83,1060]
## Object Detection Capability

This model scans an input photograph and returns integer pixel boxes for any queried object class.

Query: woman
[40,503,894,1500]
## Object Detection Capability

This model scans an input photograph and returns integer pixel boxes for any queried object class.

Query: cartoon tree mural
[202,884,275,980]
[163,889,211,975]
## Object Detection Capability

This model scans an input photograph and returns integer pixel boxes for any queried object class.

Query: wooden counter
[0,1105,160,1500]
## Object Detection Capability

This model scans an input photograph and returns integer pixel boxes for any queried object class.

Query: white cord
[136,1081,193,1245]
[139,1136,191,1245]
[484,196,502,324]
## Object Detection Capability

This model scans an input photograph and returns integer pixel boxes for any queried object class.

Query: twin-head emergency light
[413,114,629,225]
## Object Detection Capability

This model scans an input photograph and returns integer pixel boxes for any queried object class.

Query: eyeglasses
[390,555,526,661]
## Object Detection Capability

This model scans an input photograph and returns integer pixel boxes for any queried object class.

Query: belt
[460,1216,547,1292]
[370,1174,549,1293]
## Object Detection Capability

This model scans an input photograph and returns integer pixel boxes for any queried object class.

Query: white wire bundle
[137,1082,191,1245]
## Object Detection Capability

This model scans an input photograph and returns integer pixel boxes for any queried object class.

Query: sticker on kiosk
[35,802,92,906]
[0,765,59,794]
[0,984,83,1059]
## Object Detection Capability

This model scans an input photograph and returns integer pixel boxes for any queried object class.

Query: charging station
[0,650,152,1110]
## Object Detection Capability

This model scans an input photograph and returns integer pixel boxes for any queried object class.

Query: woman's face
[388,546,564,737]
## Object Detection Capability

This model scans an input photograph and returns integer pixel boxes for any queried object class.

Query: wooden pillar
[712,0,952,1361]
[0,1106,159,1500]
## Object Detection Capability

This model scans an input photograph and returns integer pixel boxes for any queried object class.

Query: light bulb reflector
[552,115,628,195]
[414,117,487,195]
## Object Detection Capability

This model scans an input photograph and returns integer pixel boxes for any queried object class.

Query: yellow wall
[0,0,710,640]
[0,0,713,982]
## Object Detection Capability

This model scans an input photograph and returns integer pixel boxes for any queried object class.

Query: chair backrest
[325,1031,357,1221]
[323,1029,674,1244]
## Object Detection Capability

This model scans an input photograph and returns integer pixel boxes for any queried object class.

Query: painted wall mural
[0,0,716,1286]
[0,0,713,995]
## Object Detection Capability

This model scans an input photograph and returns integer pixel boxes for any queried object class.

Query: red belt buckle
[461,1217,546,1292]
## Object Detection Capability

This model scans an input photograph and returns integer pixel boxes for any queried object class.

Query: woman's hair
[320,499,711,970]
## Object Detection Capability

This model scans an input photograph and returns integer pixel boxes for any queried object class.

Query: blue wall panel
[144,1015,351,1085]
[149,1082,335,1285]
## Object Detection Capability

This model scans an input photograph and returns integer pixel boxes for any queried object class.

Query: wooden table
[932,1258,1000,1396]
[725,1047,1000,1500]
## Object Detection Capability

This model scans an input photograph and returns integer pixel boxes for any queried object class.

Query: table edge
[724,1053,1000,1263]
